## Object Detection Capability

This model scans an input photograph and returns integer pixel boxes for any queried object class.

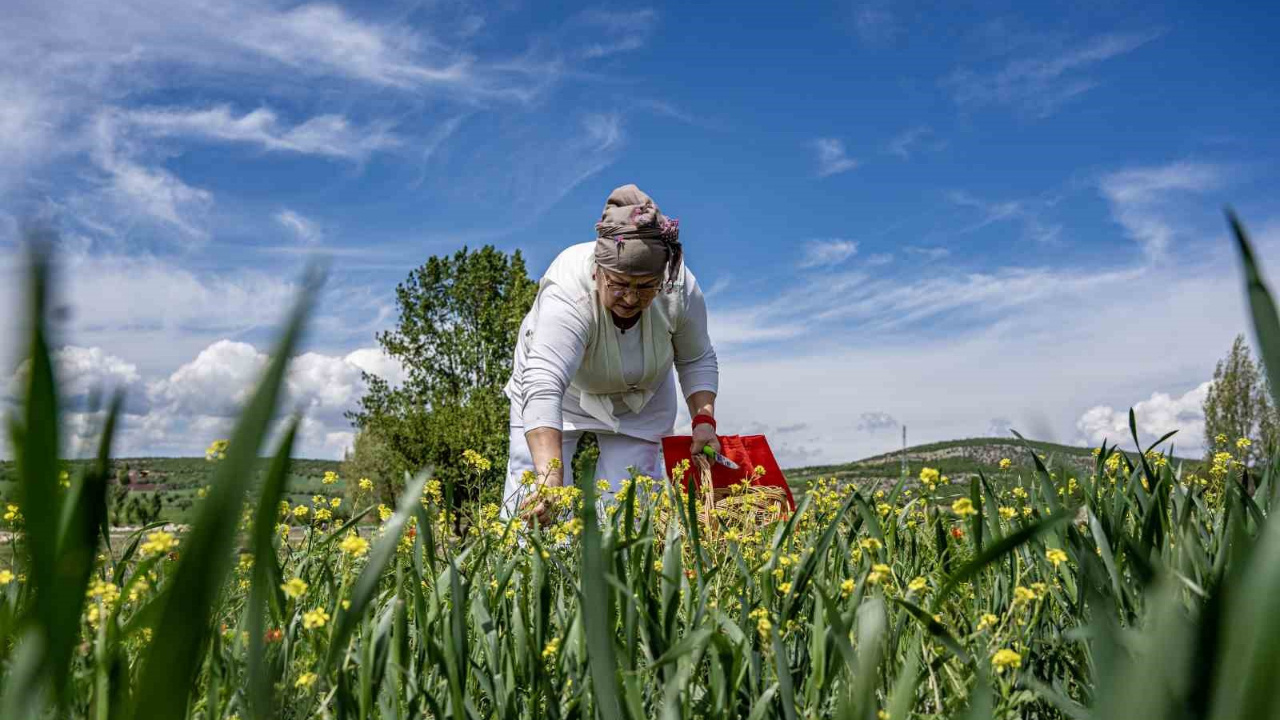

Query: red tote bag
[660,434,796,511]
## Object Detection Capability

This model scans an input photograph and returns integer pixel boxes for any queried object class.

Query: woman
[501,184,721,525]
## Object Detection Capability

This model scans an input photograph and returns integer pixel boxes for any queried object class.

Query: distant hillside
[0,456,344,525]
[784,436,1203,494]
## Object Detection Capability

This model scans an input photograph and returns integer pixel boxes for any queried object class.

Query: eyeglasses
[602,277,661,300]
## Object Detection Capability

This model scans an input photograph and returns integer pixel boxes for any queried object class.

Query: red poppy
[951,526,964,539]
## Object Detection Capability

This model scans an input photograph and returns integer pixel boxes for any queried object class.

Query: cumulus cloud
[1075,381,1210,456]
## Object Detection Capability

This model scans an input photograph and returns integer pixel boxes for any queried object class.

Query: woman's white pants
[500,425,665,519]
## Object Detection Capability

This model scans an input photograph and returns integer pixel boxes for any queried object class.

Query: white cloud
[1075,381,1211,457]
[231,3,472,90]
[947,189,1062,244]
[1099,162,1223,259]
[944,31,1161,118]
[574,9,658,59]
[123,105,400,161]
[147,340,266,418]
[275,209,323,245]
[903,246,951,260]
[887,125,943,159]
[812,138,859,177]
[865,253,894,266]
[799,239,859,268]
[343,347,406,387]
[851,4,898,47]
[857,411,899,433]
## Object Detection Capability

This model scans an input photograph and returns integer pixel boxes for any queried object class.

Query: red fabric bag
[660,434,796,511]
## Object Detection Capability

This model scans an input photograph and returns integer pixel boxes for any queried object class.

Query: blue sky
[2,0,1279,465]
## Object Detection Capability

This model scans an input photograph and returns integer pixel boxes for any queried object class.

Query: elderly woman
[502,184,720,524]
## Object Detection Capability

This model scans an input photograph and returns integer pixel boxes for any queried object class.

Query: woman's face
[595,267,662,318]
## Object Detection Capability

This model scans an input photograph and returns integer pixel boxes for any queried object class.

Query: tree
[347,246,538,514]
[1202,334,1280,468]
[340,425,402,507]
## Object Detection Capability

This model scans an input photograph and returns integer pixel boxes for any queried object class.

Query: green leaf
[934,508,1072,607]
[130,269,319,720]
[326,471,429,670]
[246,416,299,720]
[580,448,625,720]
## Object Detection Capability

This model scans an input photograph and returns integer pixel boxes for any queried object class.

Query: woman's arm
[672,272,721,462]
[518,283,589,525]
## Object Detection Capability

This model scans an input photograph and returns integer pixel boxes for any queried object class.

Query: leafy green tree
[347,245,537,513]
[1202,333,1280,467]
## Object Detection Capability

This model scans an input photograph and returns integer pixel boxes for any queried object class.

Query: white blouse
[505,242,719,442]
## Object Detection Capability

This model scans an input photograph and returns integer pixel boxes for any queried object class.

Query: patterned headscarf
[593,184,681,289]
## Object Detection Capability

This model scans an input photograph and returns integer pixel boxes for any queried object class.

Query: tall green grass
[0,213,1277,718]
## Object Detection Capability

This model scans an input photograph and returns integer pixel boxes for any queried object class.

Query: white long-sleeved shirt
[505,243,719,441]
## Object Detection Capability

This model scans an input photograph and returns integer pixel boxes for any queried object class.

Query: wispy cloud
[812,138,859,177]
[87,114,214,243]
[573,9,658,59]
[887,125,944,159]
[799,239,859,268]
[944,31,1161,118]
[857,411,899,433]
[1098,161,1223,260]
[703,275,732,298]
[947,189,1062,244]
[903,246,950,260]
[122,105,400,161]
[274,209,322,244]
[850,3,899,47]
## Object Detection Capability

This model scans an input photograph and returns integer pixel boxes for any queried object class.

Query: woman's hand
[691,420,719,473]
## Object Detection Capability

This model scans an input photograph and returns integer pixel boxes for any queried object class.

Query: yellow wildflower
[295,672,317,688]
[330,497,341,509]
[139,530,178,557]
[0,569,13,584]
[358,478,373,492]
[867,564,893,585]
[281,577,308,599]
[292,505,309,519]
[977,613,999,631]
[322,471,339,485]
[952,498,977,518]
[992,648,1022,672]
[339,531,370,557]
[1045,548,1068,567]
[313,508,332,522]
[462,449,492,473]
[999,458,1012,470]
[302,608,330,630]
[378,504,393,522]
[907,576,928,594]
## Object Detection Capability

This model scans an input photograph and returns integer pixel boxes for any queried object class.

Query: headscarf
[593,184,681,289]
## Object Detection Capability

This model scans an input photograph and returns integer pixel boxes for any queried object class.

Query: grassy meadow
[0,213,1278,719]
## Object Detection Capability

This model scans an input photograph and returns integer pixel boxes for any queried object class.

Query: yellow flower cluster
[867,564,893,585]
[951,498,977,518]
[3,504,21,523]
[295,672,317,688]
[322,471,339,485]
[205,439,229,462]
[358,477,373,493]
[140,530,178,557]
[992,648,1022,672]
[462,449,492,473]
[748,607,772,637]
[0,569,13,585]
[999,458,1012,470]
[339,531,370,557]
[281,577,308,599]
[302,607,330,629]
[1045,548,1068,567]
